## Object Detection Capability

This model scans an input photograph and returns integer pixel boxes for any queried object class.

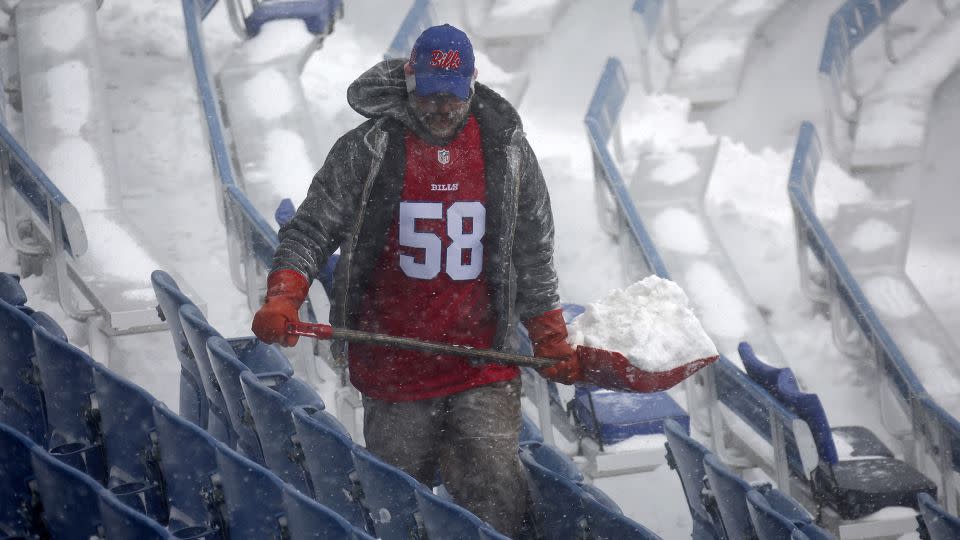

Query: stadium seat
[520,412,544,443]
[151,270,208,428]
[32,325,106,483]
[351,445,428,539]
[290,404,370,530]
[703,453,813,540]
[746,489,805,540]
[179,304,235,444]
[520,448,660,539]
[572,386,689,446]
[97,488,173,539]
[282,483,376,540]
[151,403,225,537]
[0,422,41,537]
[0,272,26,305]
[215,442,290,538]
[917,492,960,540]
[239,370,323,496]
[663,419,723,539]
[415,487,510,540]
[0,300,49,444]
[30,441,106,539]
[92,365,166,521]
[520,440,583,482]
[206,335,264,463]
[244,0,339,37]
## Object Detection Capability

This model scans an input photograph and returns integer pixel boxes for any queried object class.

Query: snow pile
[568,275,718,371]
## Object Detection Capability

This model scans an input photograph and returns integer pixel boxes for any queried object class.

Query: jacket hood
[347,58,523,137]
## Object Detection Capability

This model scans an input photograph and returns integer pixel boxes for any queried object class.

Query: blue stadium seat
[151,270,207,428]
[97,489,173,539]
[0,272,26,306]
[520,412,544,443]
[703,453,813,540]
[206,335,264,463]
[214,442,287,539]
[795,521,836,540]
[239,370,323,496]
[746,490,805,540]
[572,387,689,445]
[351,445,428,539]
[520,440,583,482]
[27,310,68,341]
[282,483,376,540]
[30,442,104,539]
[179,303,236,445]
[663,419,723,539]
[244,0,338,37]
[32,325,106,483]
[91,365,167,521]
[415,487,510,540]
[520,448,660,539]
[290,404,370,530]
[0,422,41,537]
[775,370,935,519]
[738,342,786,395]
[917,493,960,540]
[151,403,225,537]
[0,300,49,445]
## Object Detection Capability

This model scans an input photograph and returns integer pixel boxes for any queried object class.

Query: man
[251,24,580,537]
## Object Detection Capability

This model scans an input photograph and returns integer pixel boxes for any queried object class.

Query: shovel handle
[287,322,558,369]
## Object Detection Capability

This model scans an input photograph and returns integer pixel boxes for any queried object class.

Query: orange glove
[252,269,310,347]
[524,309,583,385]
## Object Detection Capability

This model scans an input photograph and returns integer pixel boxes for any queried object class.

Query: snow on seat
[852,10,960,168]
[11,0,204,360]
[588,57,782,364]
[667,0,791,104]
[216,17,326,226]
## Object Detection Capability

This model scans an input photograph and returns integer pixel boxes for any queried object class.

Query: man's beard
[410,106,471,146]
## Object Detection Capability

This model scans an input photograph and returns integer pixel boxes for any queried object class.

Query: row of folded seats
[0,269,658,539]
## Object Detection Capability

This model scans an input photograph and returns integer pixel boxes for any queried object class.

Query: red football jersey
[349,116,519,401]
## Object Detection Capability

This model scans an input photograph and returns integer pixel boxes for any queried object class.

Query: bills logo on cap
[438,149,450,164]
[430,50,462,70]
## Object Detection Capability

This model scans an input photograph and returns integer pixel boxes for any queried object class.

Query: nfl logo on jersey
[438,149,450,164]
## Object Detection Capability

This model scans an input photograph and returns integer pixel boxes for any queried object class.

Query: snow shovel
[287,322,718,393]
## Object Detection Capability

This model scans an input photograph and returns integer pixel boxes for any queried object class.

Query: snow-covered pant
[362,377,528,538]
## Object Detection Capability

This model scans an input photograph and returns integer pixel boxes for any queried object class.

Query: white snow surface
[35,2,88,53]
[651,207,710,255]
[46,61,92,133]
[568,275,718,371]
[244,68,296,120]
[850,219,900,252]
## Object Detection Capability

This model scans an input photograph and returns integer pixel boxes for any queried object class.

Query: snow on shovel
[287,276,718,393]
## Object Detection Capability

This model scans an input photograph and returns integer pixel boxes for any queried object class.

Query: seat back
[179,304,233,445]
[32,325,106,483]
[663,419,716,529]
[520,412,544,443]
[520,449,589,539]
[92,365,166,520]
[415,487,508,540]
[0,422,41,537]
[579,485,661,539]
[0,273,26,305]
[0,301,48,444]
[282,483,376,540]
[738,342,785,395]
[151,270,207,427]
[775,370,838,464]
[206,336,262,462]
[918,492,960,540]
[703,453,756,540]
[214,443,286,539]
[239,370,322,495]
[291,405,369,529]
[746,490,800,540]
[30,443,103,539]
[351,446,427,539]
[97,488,172,539]
[151,403,224,536]
[521,441,583,482]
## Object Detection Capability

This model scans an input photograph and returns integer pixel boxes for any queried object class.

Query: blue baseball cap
[409,24,475,101]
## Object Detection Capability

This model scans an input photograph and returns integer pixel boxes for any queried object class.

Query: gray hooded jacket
[273,59,560,356]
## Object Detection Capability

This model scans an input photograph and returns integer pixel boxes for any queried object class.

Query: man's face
[410,92,471,141]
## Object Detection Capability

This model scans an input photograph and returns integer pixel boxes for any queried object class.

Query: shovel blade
[577,346,719,393]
